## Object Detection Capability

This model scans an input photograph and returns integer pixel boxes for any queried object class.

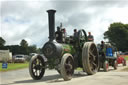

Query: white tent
[0,50,12,62]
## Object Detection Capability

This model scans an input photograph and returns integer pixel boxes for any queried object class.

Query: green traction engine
[29,9,99,81]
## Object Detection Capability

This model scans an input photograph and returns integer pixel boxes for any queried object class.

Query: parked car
[13,55,25,63]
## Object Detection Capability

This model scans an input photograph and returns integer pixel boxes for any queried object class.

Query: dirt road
[0,64,128,85]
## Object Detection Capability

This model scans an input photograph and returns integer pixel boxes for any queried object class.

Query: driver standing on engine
[73,29,78,48]
[73,29,78,40]
[87,32,94,42]
[100,41,106,60]
[55,27,62,43]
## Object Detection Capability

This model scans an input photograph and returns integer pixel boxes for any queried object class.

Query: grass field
[76,67,82,71]
[0,62,29,72]
[124,56,128,60]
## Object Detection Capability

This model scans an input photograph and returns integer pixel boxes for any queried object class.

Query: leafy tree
[37,48,42,54]
[104,22,128,52]
[0,37,6,50]
[6,45,22,55]
[0,37,6,47]
[28,45,37,53]
[20,39,28,47]
[20,39,29,55]
[1,38,39,55]
[6,45,38,55]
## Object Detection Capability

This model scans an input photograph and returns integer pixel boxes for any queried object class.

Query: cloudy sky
[0,0,128,48]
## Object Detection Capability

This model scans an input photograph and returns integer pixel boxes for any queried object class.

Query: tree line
[0,38,42,55]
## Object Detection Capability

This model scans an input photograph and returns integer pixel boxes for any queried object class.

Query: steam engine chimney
[47,9,56,41]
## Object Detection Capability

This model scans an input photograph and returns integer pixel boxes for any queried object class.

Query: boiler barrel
[43,42,76,58]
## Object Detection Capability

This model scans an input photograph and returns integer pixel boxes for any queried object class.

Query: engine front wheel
[29,55,45,80]
[60,53,74,81]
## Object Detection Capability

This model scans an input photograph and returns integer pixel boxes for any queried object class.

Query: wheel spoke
[38,70,40,76]
[33,69,36,72]
[37,59,39,64]
[89,60,96,70]
[89,46,98,71]
[92,62,97,68]
[89,50,96,61]
[64,57,74,76]
[35,70,38,76]
[33,66,36,69]
[91,47,95,53]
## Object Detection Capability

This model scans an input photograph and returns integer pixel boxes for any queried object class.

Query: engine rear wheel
[82,42,99,75]
[60,53,74,81]
[29,55,45,80]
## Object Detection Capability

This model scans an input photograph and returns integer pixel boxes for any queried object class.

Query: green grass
[76,67,82,71]
[0,62,29,72]
[124,56,128,60]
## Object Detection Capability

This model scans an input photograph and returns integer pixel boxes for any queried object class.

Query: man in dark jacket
[55,27,62,43]
[87,32,94,42]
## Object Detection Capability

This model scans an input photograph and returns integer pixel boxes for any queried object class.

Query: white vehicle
[13,55,25,63]
[0,50,12,63]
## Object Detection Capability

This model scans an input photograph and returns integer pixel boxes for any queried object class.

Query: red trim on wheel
[106,63,109,70]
